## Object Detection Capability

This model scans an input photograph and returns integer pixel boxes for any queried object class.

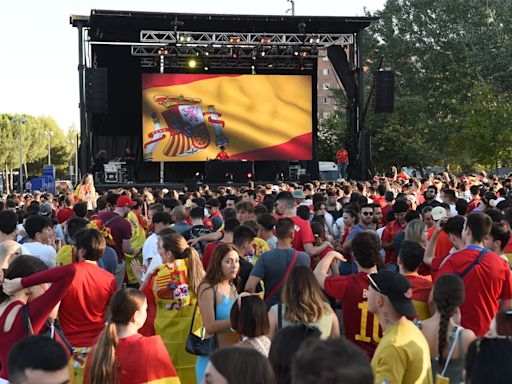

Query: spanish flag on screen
[142,74,312,162]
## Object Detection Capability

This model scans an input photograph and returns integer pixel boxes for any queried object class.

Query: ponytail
[89,322,118,384]
[88,288,145,383]
[183,246,205,295]
[433,274,465,367]
[159,232,205,295]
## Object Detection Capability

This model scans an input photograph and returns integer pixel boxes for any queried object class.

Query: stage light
[261,37,272,45]
[294,50,300,56]
[301,50,310,57]
[309,36,320,44]
[229,36,241,44]
[157,48,169,56]
[204,65,209,71]
[180,35,192,42]
[188,59,197,68]
[247,172,253,179]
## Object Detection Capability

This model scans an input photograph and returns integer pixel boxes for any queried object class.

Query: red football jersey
[324,272,382,358]
[438,247,512,336]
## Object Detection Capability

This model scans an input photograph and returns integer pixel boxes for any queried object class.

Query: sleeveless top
[270,302,333,339]
[431,325,465,383]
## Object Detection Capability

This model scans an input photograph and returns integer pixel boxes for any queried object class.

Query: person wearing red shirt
[201,218,238,270]
[398,241,432,320]
[437,212,512,336]
[466,185,481,214]
[381,200,408,266]
[335,147,349,180]
[426,215,465,279]
[58,228,116,384]
[84,288,180,384]
[56,195,75,224]
[215,145,230,159]
[314,231,383,359]
[0,257,76,380]
[381,191,395,225]
[275,191,329,257]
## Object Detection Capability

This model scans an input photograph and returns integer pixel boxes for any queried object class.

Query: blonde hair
[159,231,205,294]
[282,266,328,323]
[404,219,426,244]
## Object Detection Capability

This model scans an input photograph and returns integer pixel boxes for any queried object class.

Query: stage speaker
[85,68,108,113]
[374,71,395,113]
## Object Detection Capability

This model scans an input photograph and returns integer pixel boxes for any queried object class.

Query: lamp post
[67,138,79,185]
[11,117,26,193]
[43,131,54,165]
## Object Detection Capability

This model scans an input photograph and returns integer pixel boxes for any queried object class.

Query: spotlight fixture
[179,35,192,42]
[309,36,320,44]
[260,37,272,45]
[188,59,197,68]
[229,36,241,44]
[157,48,169,56]
[204,65,209,71]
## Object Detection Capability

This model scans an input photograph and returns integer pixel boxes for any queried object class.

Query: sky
[0,0,385,132]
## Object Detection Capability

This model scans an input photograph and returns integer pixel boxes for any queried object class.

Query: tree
[317,88,347,161]
[364,0,512,171]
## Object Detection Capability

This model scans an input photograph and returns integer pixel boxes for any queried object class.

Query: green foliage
[318,88,347,161]
[0,114,72,180]
[365,0,512,171]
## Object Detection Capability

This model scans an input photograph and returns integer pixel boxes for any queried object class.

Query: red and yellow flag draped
[142,74,312,162]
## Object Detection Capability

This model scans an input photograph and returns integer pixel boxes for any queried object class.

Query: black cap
[368,270,416,317]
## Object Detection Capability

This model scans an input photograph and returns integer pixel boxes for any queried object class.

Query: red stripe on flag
[142,74,241,90]
[230,132,313,161]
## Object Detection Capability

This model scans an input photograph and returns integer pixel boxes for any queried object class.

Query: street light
[67,138,79,185]
[43,131,54,165]
[11,116,26,193]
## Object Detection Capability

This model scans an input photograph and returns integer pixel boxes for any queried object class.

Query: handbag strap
[265,250,299,302]
[189,285,218,336]
[441,326,462,376]
[277,303,283,330]
[21,305,35,336]
[457,249,488,279]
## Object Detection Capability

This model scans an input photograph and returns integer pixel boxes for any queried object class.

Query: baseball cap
[116,195,136,208]
[292,189,306,199]
[431,206,447,221]
[39,203,53,216]
[368,270,416,317]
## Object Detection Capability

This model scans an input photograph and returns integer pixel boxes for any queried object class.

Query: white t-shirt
[142,233,158,266]
[22,242,57,268]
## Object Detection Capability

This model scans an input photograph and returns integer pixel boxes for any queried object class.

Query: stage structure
[71,11,376,183]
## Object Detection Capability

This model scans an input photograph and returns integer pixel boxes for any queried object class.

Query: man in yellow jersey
[368,270,433,384]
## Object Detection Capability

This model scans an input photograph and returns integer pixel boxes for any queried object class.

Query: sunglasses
[361,211,374,216]
[368,274,381,293]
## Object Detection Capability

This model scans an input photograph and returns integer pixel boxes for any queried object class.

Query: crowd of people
[1,169,512,384]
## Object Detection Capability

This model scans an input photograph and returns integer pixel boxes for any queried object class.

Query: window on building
[323,83,330,90]
[323,97,330,104]
[323,112,331,119]
[322,68,329,76]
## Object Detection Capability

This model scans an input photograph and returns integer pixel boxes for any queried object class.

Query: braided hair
[433,274,465,366]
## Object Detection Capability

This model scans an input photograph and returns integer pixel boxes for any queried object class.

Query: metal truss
[132,30,353,69]
[132,45,321,58]
[140,55,315,70]
[140,30,353,47]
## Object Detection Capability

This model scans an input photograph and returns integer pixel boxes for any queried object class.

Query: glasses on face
[362,211,374,216]
[368,274,381,293]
